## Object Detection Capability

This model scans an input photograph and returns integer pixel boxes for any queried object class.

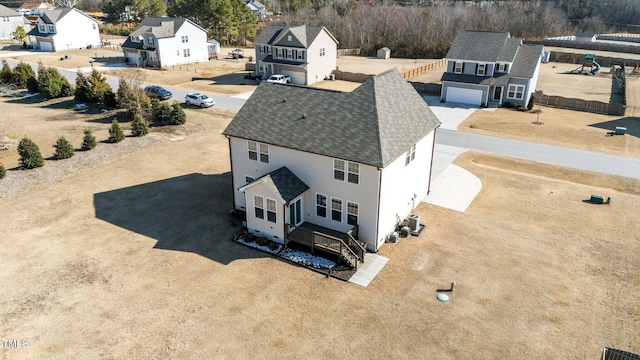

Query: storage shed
[377,47,390,59]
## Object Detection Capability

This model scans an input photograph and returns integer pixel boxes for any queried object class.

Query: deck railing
[287,224,364,269]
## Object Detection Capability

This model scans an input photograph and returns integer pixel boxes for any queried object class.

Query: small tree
[75,69,91,102]
[131,114,149,136]
[527,97,535,111]
[53,136,74,159]
[12,26,27,44]
[0,60,11,84]
[38,67,74,98]
[81,129,97,150]
[153,101,172,124]
[104,90,117,108]
[108,119,125,143]
[11,61,36,89]
[169,102,186,125]
[87,68,112,103]
[0,164,5,179]
[17,137,44,169]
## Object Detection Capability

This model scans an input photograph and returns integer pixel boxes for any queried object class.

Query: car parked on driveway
[185,93,215,108]
[144,85,172,100]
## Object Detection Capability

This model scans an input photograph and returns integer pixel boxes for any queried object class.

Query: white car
[185,93,215,108]
[266,75,291,84]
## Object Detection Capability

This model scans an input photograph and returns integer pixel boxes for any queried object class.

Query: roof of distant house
[255,24,338,47]
[223,69,441,168]
[0,4,22,16]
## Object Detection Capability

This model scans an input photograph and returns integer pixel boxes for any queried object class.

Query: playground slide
[591,60,601,75]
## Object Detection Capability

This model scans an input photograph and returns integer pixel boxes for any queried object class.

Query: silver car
[185,93,215,108]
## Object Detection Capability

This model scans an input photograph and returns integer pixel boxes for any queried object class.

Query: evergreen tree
[38,67,74,98]
[11,62,36,89]
[116,77,133,108]
[153,101,172,124]
[0,163,5,179]
[53,136,75,159]
[131,114,149,136]
[75,69,91,102]
[108,119,125,143]
[169,102,186,125]
[82,129,97,150]
[0,60,11,84]
[17,137,44,169]
[87,68,112,103]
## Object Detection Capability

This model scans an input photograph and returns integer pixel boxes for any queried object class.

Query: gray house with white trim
[0,4,30,40]
[440,30,544,107]
[223,69,440,258]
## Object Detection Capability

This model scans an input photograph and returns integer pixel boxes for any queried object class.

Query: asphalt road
[4,58,639,179]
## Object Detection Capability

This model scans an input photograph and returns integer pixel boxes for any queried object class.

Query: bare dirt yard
[1,90,639,358]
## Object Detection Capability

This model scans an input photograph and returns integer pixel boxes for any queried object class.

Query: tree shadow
[192,72,261,86]
[93,172,263,265]
[589,117,639,138]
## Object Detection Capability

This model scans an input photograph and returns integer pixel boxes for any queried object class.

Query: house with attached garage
[27,7,99,52]
[0,4,31,40]
[254,24,338,85]
[440,30,544,107]
[121,16,211,67]
[222,69,441,264]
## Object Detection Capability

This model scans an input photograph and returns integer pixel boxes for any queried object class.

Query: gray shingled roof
[0,4,22,16]
[254,25,334,48]
[249,167,309,202]
[223,69,441,168]
[129,16,193,39]
[39,7,73,24]
[497,38,521,62]
[509,44,543,78]
[446,30,511,62]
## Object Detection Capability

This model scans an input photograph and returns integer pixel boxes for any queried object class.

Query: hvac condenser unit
[408,214,420,232]
[388,232,399,244]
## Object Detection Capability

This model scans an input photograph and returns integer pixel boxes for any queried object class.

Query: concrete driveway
[423,95,497,130]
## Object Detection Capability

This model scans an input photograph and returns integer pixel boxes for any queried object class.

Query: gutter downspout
[427,127,439,195]
[227,136,236,209]
[374,167,382,252]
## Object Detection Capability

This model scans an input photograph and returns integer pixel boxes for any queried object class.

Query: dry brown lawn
[1,91,639,359]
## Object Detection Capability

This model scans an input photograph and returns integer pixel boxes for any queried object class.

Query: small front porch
[286,222,365,269]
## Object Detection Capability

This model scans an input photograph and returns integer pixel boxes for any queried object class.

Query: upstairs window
[334,159,359,184]
[248,141,258,161]
[47,24,55,33]
[498,63,507,72]
[277,48,283,58]
[333,159,345,181]
[147,37,154,46]
[319,48,326,56]
[183,49,190,57]
[38,24,45,32]
[181,35,188,43]
[259,143,269,163]
[454,62,463,74]
[297,50,304,60]
[254,195,264,219]
[247,141,269,163]
[286,49,292,59]
[405,144,416,166]
[287,35,292,41]
[347,162,359,184]
[268,46,272,55]
[260,46,265,54]
[245,176,255,184]
[477,64,486,76]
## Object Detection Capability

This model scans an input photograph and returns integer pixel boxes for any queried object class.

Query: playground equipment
[633,60,640,75]
[570,53,601,75]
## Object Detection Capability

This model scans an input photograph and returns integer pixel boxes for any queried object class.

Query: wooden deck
[287,222,365,269]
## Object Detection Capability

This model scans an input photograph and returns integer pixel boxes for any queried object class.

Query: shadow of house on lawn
[589,117,639,138]
[94,172,262,265]
[192,72,260,86]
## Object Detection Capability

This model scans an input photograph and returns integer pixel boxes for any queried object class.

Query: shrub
[153,101,172,124]
[131,114,149,137]
[81,129,97,150]
[26,76,39,92]
[527,97,535,111]
[104,90,117,108]
[169,102,186,125]
[53,136,74,159]
[87,68,112,103]
[11,61,36,89]
[74,69,91,102]
[0,60,11,84]
[108,119,125,143]
[0,164,5,179]
[17,137,44,169]
[38,67,73,98]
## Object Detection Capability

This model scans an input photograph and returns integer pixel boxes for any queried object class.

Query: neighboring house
[222,69,441,256]
[245,0,271,20]
[254,24,338,85]
[440,30,544,107]
[27,7,99,52]
[0,4,30,40]
[121,16,209,67]
[18,2,54,16]
[575,33,597,43]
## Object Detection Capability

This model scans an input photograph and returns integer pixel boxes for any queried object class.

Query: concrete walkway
[348,253,389,287]
[424,164,482,212]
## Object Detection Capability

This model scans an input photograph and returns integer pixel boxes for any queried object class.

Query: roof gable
[273,27,306,48]
[239,167,309,202]
[39,7,95,24]
[446,30,511,63]
[130,16,204,39]
[255,25,336,48]
[509,44,543,78]
[0,4,21,16]
[223,69,440,168]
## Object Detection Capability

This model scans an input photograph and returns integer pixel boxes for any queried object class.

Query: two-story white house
[0,4,30,40]
[440,30,544,107]
[27,7,99,52]
[254,25,338,85]
[121,16,211,68]
[223,69,441,259]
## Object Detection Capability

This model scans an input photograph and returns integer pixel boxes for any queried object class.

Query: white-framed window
[183,49,190,57]
[260,46,264,54]
[333,159,345,181]
[149,54,156,61]
[405,144,416,166]
[177,49,180,56]
[297,50,304,60]
[247,141,269,163]
[498,63,507,72]
[266,199,277,223]
[347,162,359,184]
[477,63,486,76]
[507,84,525,100]
[259,143,269,163]
[181,35,188,43]
[47,24,55,33]
[92,23,96,29]
[454,62,463,74]
[316,193,327,218]
[245,176,254,184]
[38,23,45,32]
[320,47,325,56]
[331,198,342,222]
[147,37,154,46]
[287,35,292,41]
[248,141,257,161]
[254,195,264,219]
[268,46,272,55]
[286,49,292,59]
[347,202,358,226]
[277,48,283,58]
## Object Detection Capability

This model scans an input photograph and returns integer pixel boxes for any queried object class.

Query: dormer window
[38,24,45,32]
[147,37,154,46]
[47,25,55,33]
[498,63,508,72]
[454,62,463,74]
[477,64,485,76]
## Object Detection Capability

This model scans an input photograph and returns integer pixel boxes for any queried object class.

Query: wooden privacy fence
[549,51,637,67]
[337,48,361,56]
[526,39,640,55]
[535,92,625,116]
[401,59,446,79]
[333,58,445,83]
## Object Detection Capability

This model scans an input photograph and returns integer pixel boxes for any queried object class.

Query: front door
[493,86,502,101]
[289,198,302,227]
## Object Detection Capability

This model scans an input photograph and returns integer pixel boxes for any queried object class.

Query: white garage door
[446,87,483,106]
[281,70,305,85]
[38,41,52,52]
